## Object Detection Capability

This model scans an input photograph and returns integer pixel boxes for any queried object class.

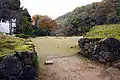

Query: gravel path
[31,37,120,80]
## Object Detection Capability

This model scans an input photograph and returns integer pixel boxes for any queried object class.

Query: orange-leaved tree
[32,15,57,30]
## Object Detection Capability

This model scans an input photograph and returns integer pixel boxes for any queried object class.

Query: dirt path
[32,37,120,80]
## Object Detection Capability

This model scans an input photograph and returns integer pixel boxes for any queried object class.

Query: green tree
[62,15,96,36]
[19,16,32,34]
[14,8,32,34]
[116,0,120,19]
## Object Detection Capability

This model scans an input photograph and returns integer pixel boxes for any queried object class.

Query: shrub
[15,34,30,38]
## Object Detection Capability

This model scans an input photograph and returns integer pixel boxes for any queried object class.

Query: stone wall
[0,40,38,80]
[78,38,120,69]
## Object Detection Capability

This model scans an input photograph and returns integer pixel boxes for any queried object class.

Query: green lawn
[31,36,82,67]
[85,24,120,39]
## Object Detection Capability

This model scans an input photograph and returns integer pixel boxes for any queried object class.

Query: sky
[21,0,102,19]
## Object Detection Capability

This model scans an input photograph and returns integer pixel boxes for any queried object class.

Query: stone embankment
[78,37,120,69]
[0,40,38,80]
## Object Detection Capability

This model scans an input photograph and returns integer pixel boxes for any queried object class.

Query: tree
[14,8,32,34]
[65,15,96,28]
[0,0,32,34]
[56,0,119,36]
[32,14,40,25]
[0,0,20,21]
[32,15,57,36]
[18,16,32,34]
[56,0,118,25]
[0,0,21,34]
[32,15,57,30]
[37,16,57,36]
[116,0,120,20]
[61,15,96,36]
[37,16,57,29]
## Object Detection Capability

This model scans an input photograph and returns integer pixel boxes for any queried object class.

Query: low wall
[0,40,38,80]
[78,38,120,69]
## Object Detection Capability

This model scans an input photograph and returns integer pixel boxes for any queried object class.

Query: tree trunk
[16,18,20,34]
[9,19,12,35]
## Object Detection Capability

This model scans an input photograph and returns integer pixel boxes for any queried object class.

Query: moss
[15,34,31,39]
[2,43,15,49]
[15,45,29,51]
[85,24,120,39]
[15,45,34,51]
[0,35,25,56]
[33,54,39,70]
[0,35,37,62]
[25,42,34,45]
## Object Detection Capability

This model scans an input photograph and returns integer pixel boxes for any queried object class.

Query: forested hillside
[56,0,120,36]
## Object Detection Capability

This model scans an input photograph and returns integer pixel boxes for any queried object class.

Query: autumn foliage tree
[32,15,57,29]
[32,15,57,36]
[37,16,57,30]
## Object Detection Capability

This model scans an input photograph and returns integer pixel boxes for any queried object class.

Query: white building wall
[0,21,16,33]
[0,22,9,33]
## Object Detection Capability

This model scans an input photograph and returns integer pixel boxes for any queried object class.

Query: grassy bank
[0,35,34,58]
[85,24,120,39]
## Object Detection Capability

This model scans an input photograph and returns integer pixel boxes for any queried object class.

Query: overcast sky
[21,0,102,19]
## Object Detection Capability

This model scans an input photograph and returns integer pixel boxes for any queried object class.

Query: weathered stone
[105,67,120,80]
[78,37,120,68]
[7,76,19,80]
[16,51,33,65]
[94,51,114,62]
[78,38,85,49]
[0,51,38,80]
[84,38,90,43]
[84,43,90,50]
[93,38,120,62]
[19,65,36,80]
[1,55,22,76]
[112,60,120,69]
[78,38,101,58]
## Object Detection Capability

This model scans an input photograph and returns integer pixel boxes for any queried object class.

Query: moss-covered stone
[0,35,36,60]
[0,35,24,56]
[0,35,39,80]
